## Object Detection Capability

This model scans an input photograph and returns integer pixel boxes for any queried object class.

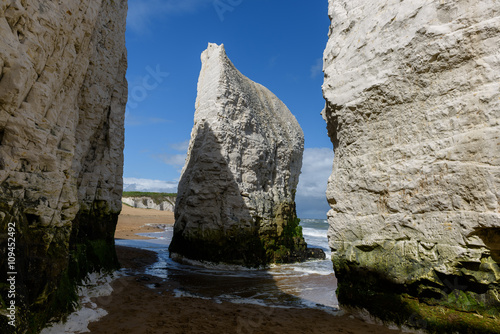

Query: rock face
[122,196,176,211]
[322,0,500,324]
[0,1,127,332]
[170,43,315,267]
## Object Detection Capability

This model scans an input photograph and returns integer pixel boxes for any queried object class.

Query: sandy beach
[114,204,175,240]
[88,206,402,333]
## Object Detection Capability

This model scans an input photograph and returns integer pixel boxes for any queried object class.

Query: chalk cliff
[122,196,176,212]
[322,0,500,328]
[0,0,127,332]
[170,44,322,267]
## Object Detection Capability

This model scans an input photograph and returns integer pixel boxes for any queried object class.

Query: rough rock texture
[170,43,316,267]
[122,196,176,212]
[0,1,127,332]
[322,0,500,326]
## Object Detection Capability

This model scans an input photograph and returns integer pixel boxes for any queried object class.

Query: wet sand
[88,206,402,333]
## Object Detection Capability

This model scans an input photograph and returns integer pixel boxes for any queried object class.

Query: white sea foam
[298,300,341,314]
[302,227,327,238]
[40,271,122,334]
[40,306,107,334]
[218,294,269,307]
[173,289,211,300]
[292,266,333,276]
[220,295,297,309]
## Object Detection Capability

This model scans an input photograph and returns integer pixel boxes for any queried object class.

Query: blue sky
[123,0,333,218]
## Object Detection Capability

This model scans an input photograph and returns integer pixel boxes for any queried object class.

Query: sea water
[115,219,339,312]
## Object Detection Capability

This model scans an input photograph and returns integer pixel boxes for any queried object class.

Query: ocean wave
[292,267,333,276]
[302,227,327,238]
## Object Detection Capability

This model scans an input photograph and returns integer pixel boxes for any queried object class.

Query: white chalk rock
[323,0,500,310]
[170,44,307,266]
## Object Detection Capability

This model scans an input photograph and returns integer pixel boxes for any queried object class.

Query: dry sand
[88,206,402,333]
[114,204,175,240]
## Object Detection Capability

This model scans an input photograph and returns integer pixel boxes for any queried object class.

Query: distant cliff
[122,192,177,212]
[0,1,127,332]
[322,0,500,330]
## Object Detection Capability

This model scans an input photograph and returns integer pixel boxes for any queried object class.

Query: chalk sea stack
[323,0,500,328]
[0,1,127,332]
[170,43,323,267]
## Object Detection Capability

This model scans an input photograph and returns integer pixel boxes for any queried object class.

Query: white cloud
[296,147,334,218]
[310,58,323,79]
[169,140,190,152]
[156,153,187,169]
[297,147,333,197]
[123,177,178,193]
[127,0,213,34]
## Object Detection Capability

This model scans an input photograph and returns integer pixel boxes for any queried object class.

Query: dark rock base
[333,259,500,333]
[0,201,119,334]
[169,216,325,268]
